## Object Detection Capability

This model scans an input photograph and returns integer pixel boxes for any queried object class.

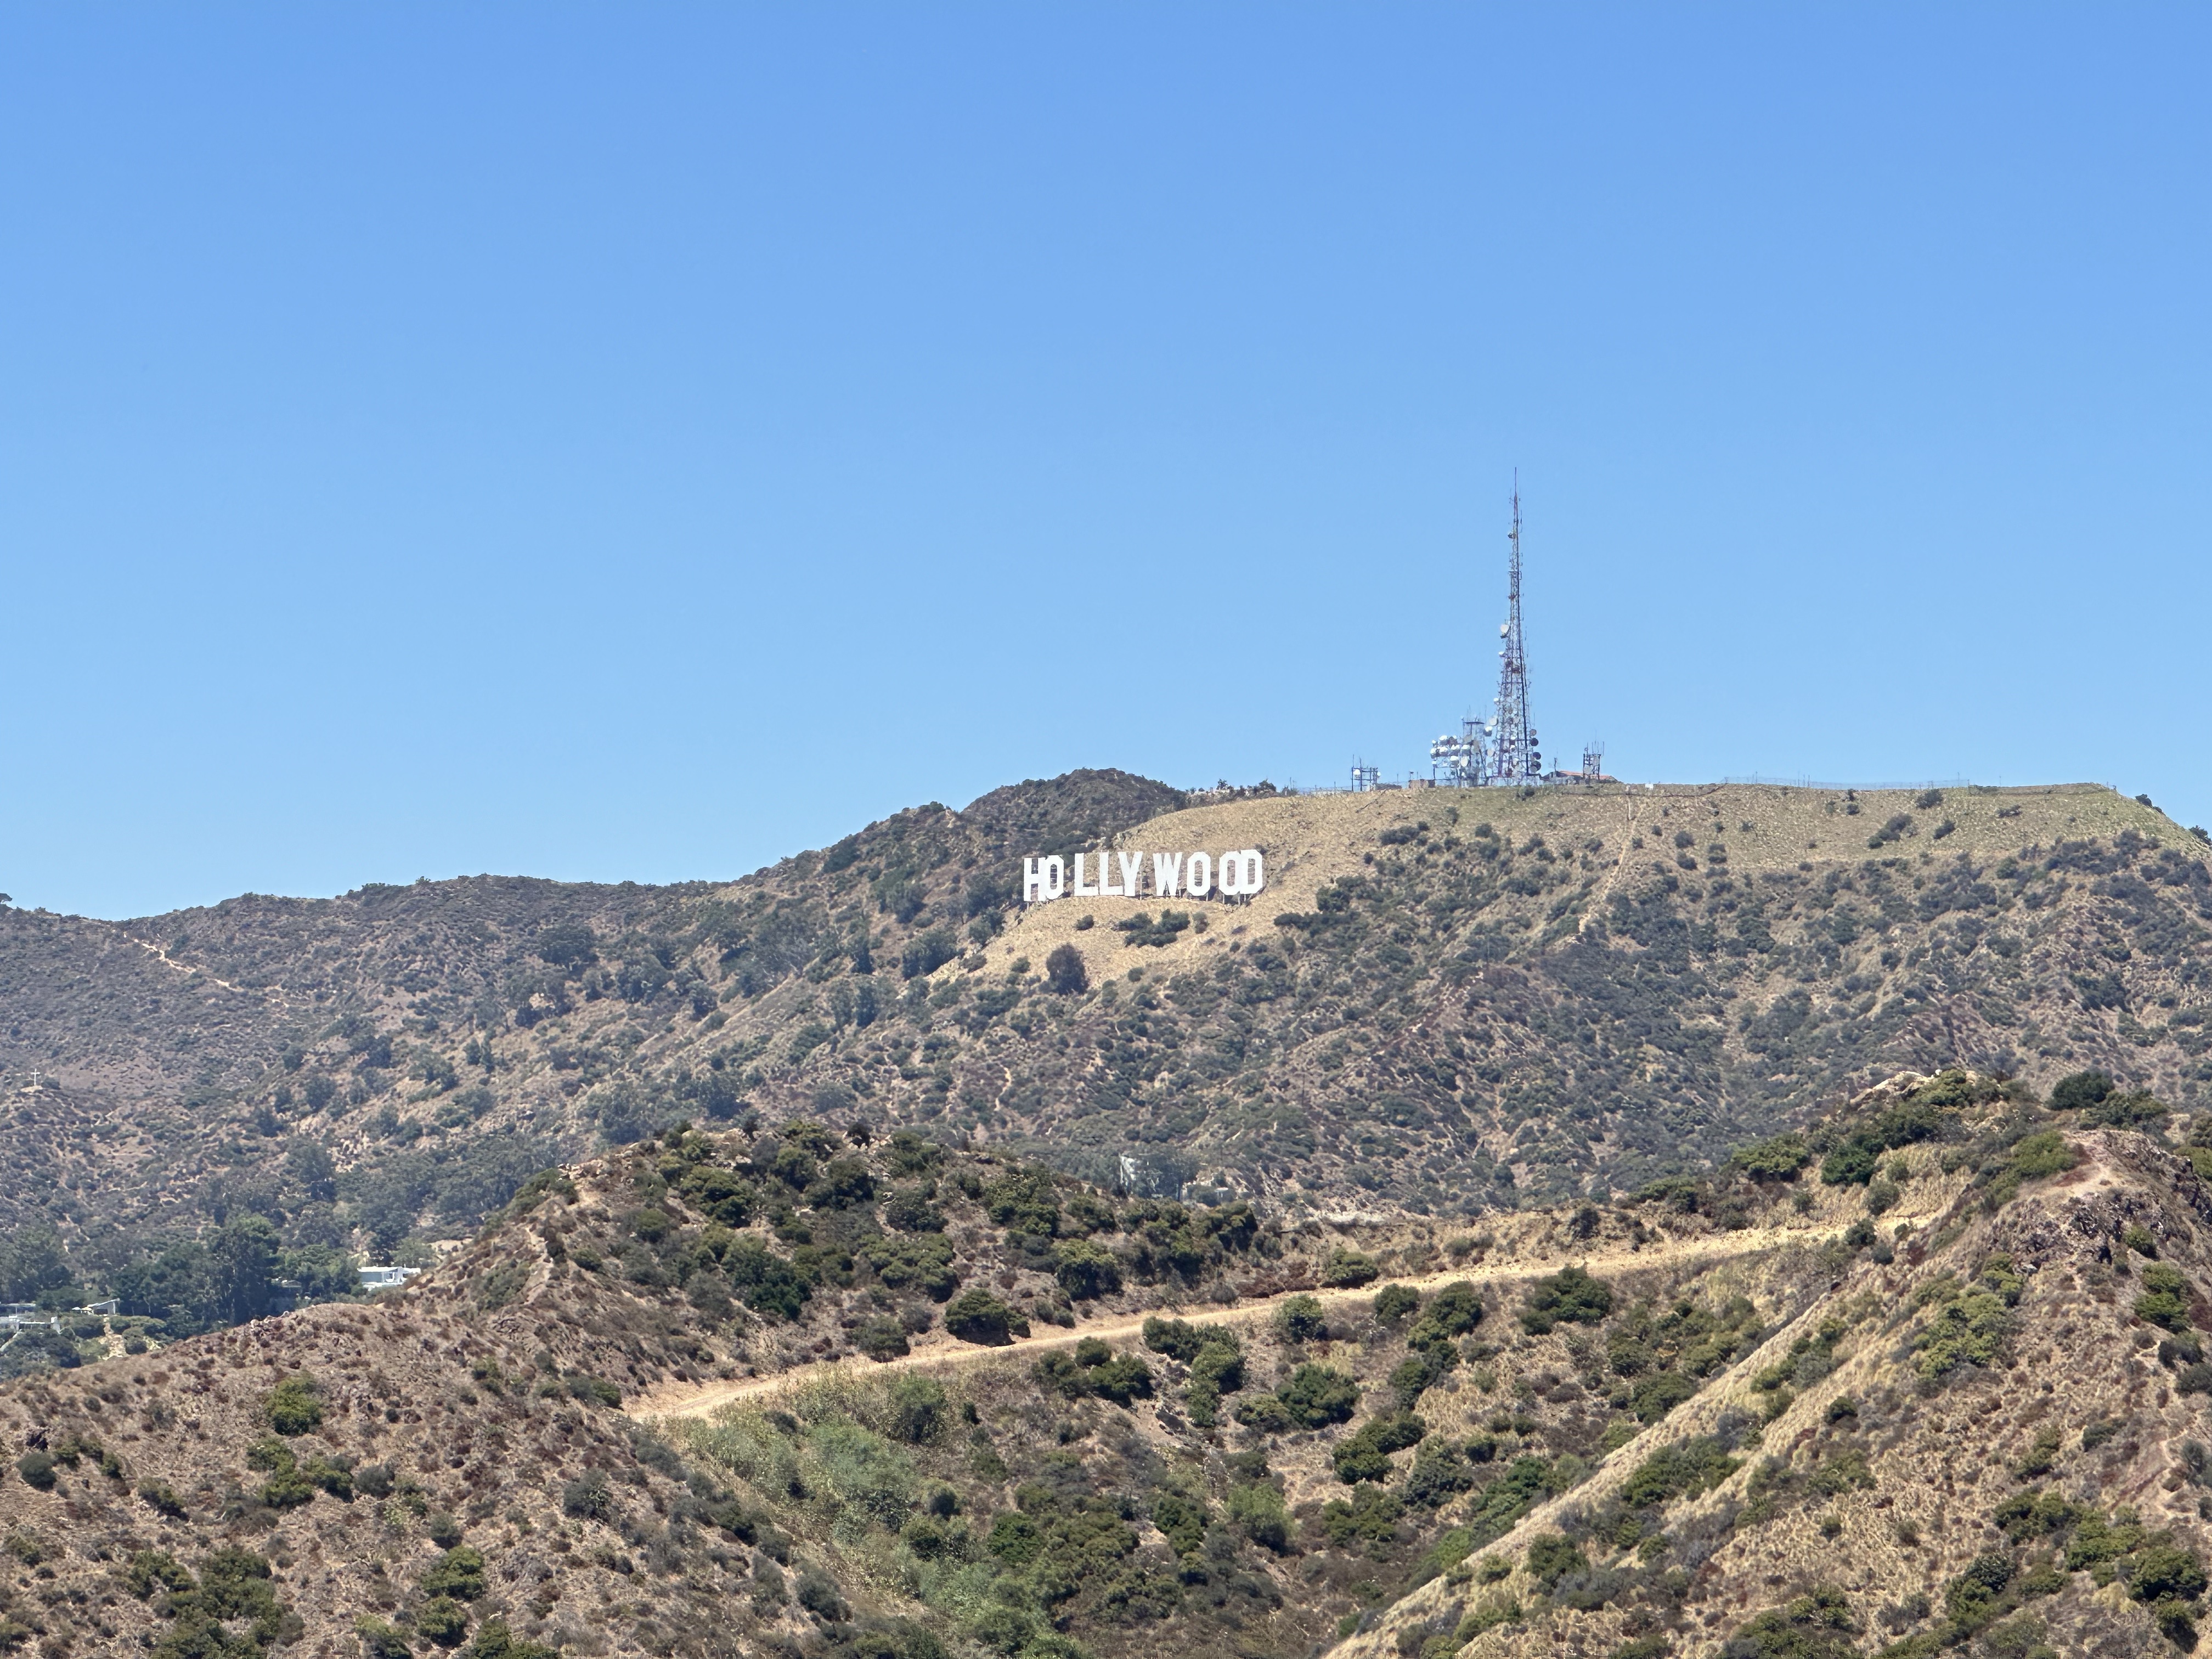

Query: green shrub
[1995,1486,2081,1540]
[2086,1090,2169,1130]
[2010,1425,2063,1481]
[1053,1240,1122,1300]
[2136,1263,2194,1333]
[1373,1284,1420,1323]
[2048,1070,2115,1112]
[881,1184,945,1233]
[808,1421,917,1530]
[986,1510,1046,1565]
[794,1568,849,1620]
[1630,1371,1695,1423]
[1036,1341,1154,1405]
[885,1131,947,1177]
[1820,1099,1946,1185]
[126,1549,194,1598]
[1521,1265,1613,1333]
[1728,1133,1812,1182]
[137,1479,188,1519]
[859,1233,961,1302]
[724,1239,811,1320]
[980,1166,1064,1235]
[264,1375,324,1436]
[462,1617,559,1659]
[1150,1489,1208,1556]
[1045,945,1088,995]
[417,1595,469,1646]
[1141,1316,1215,1361]
[1914,1257,2022,1376]
[944,1289,1029,1345]
[419,1546,487,1601]
[1724,1585,1859,1658]
[563,1372,623,1407]
[900,929,959,980]
[1318,1483,1403,1547]
[15,1452,54,1491]
[1086,1352,1156,1408]
[679,1165,757,1227]
[886,1375,949,1444]
[2130,1543,2209,1606]
[1389,1350,1455,1411]
[1525,1533,1587,1590]
[804,1156,877,1210]
[1321,1248,1380,1288]
[1275,1363,1360,1427]
[1331,1413,1427,1484]
[1867,814,1916,849]
[473,1263,528,1312]
[1115,910,1192,949]
[1809,1448,1874,1496]
[1228,1483,1290,1553]
[561,1472,613,1521]
[1617,1438,1739,1510]
[1944,1551,2015,1632]
[1276,1294,1327,1343]
[1408,1281,1483,1350]
[854,1316,911,1362]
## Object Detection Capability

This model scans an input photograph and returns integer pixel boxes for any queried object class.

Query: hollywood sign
[1022,849,1265,904]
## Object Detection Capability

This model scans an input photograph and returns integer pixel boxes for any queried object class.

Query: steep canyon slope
[6,1072,2212,1659]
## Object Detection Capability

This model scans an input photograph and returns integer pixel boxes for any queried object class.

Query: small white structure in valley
[359,1265,424,1293]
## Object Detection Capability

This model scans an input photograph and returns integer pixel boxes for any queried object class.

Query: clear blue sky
[4,5,2207,920]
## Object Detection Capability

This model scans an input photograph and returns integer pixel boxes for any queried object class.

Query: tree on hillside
[1045,944,1088,996]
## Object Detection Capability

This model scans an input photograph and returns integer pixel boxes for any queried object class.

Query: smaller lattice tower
[1490,476,1542,784]
[1429,715,1488,787]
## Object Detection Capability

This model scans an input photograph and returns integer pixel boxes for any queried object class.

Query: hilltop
[2,772,2209,1333]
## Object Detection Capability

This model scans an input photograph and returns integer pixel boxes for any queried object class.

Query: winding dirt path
[629,1222,1836,1423]
[119,933,285,1003]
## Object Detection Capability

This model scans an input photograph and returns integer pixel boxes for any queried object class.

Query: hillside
[5,1069,2211,1659]
[2,772,2209,1329]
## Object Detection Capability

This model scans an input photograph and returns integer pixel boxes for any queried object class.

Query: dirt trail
[1578,789,1650,935]
[117,934,283,1003]
[630,1223,1834,1423]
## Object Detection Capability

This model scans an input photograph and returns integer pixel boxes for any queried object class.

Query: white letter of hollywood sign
[1022,849,1263,904]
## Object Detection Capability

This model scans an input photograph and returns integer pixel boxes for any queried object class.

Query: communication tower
[1350,760,1381,792]
[1429,715,1489,787]
[1581,740,1605,782]
[1489,476,1542,785]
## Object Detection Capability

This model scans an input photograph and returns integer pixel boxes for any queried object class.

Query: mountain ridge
[2,771,2207,1331]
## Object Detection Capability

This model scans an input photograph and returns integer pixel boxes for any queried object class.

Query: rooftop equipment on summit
[1429,716,1489,787]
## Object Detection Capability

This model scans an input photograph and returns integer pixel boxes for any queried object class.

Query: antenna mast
[1491,474,1541,784]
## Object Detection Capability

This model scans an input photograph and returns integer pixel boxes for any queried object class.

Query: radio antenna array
[1490,474,1541,785]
